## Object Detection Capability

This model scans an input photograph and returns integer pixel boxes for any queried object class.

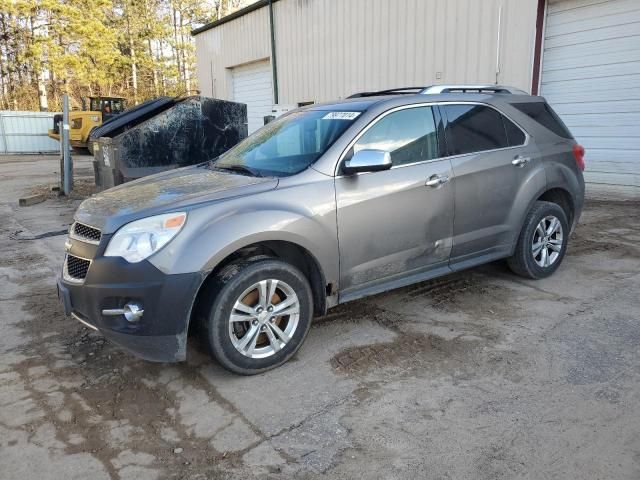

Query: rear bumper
[57,258,204,362]
[571,176,586,234]
[572,196,584,234]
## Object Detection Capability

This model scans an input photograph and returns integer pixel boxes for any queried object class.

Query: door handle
[426,175,450,187]
[512,156,531,167]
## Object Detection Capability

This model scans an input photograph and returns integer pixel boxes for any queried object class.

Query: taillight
[572,144,585,171]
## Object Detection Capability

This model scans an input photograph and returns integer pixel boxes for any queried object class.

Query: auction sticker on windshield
[322,112,361,120]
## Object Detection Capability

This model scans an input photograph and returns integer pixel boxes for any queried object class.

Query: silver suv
[58,85,585,374]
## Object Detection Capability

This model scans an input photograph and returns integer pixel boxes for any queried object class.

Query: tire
[202,257,314,375]
[507,201,569,280]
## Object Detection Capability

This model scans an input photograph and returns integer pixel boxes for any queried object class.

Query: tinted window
[511,102,573,139]
[353,107,439,166]
[503,116,526,146]
[444,104,509,155]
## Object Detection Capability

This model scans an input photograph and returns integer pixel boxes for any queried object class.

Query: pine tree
[0,0,254,111]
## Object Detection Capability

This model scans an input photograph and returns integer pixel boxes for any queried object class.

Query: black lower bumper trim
[58,257,205,363]
[101,329,188,362]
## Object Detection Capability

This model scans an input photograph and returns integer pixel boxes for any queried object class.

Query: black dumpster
[92,95,247,189]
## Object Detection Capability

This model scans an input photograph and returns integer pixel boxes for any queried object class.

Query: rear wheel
[203,258,313,375]
[508,201,569,279]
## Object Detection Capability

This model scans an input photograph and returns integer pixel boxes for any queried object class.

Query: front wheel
[203,258,314,375]
[508,201,569,279]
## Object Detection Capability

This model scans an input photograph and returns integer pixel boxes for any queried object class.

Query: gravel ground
[1,154,639,479]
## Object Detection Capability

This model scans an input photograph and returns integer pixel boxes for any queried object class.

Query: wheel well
[190,241,328,334]
[537,188,574,226]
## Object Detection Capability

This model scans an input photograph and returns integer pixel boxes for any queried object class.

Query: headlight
[105,212,186,263]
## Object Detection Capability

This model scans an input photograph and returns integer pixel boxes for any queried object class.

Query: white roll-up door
[231,60,273,134]
[541,0,640,192]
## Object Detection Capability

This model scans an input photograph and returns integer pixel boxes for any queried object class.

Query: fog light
[123,303,144,322]
[102,302,144,322]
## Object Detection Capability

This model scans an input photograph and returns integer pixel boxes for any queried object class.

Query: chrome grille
[72,222,101,243]
[65,254,90,282]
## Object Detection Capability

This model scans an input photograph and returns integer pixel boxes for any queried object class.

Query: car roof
[309,97,390,112]
[308,92,535,114]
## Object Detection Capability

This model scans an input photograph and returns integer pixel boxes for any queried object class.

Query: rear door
[442,103,539,263]
[335,105,454,296]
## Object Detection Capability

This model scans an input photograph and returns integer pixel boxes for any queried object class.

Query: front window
[351,106,439,166]
[212,110,359,177]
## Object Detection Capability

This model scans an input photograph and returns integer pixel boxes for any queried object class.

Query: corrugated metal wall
[195,0,538,104]
[0,111,60,154]
[195,6,272,102]
[540,0,640,194]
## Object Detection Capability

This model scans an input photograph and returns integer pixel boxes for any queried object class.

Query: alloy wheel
[532,215,564,268]
[228,279,300,359]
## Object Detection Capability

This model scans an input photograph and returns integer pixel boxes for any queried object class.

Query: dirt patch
[28,177,97,202]
[331,332,473,374]
[315,301,399,329]
[326,295,508,379]
[329,325,525,385]
[569,199,640,258]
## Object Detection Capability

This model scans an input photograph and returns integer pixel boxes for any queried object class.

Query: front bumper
[57,256,203,362]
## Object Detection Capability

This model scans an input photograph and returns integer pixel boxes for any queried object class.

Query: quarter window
[503,116,526,146]
[353,106,439,166]
[511,102,573,139]
[444,104,510,155]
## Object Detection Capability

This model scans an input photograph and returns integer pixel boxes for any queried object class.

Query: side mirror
[343,149,392,174]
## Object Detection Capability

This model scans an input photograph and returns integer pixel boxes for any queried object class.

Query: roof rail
[347,87,430,98]
[420,84,527,94]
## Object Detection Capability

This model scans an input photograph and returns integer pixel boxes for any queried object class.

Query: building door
[231,60,273,134]
[541,0,640,193]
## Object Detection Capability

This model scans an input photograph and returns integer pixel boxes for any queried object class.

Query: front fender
[149,182,339,288]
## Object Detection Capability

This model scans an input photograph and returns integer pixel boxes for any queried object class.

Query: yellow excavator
[48,96,126,152]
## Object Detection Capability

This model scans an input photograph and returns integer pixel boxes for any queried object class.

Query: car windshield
[212,109,360,177]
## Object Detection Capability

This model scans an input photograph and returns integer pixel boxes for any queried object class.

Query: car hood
[75,165,278,233]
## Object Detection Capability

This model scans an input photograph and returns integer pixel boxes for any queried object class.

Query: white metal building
[194,0,640,194]
[0,111,59,154]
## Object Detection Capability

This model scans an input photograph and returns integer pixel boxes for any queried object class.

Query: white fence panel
[0,111,60,154]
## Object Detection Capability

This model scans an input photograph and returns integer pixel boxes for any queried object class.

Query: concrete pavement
[1,154,639,479]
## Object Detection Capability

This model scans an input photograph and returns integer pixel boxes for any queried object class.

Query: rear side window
[503,116,526,146]
[353,106,439,166]
[511,102,573,139]
[444,105,510,155]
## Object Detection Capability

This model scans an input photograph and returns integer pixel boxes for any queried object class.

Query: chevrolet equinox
[58,85,586,374]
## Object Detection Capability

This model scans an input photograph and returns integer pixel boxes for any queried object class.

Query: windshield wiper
[211,164,263,177]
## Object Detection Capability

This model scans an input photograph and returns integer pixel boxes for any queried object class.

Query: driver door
[335,105,454,297]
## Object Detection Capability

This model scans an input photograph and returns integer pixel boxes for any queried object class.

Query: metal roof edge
[192,0,278,36]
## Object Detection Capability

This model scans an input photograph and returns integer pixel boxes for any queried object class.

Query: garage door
[231,60,273,134]
[540,0,640,192]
